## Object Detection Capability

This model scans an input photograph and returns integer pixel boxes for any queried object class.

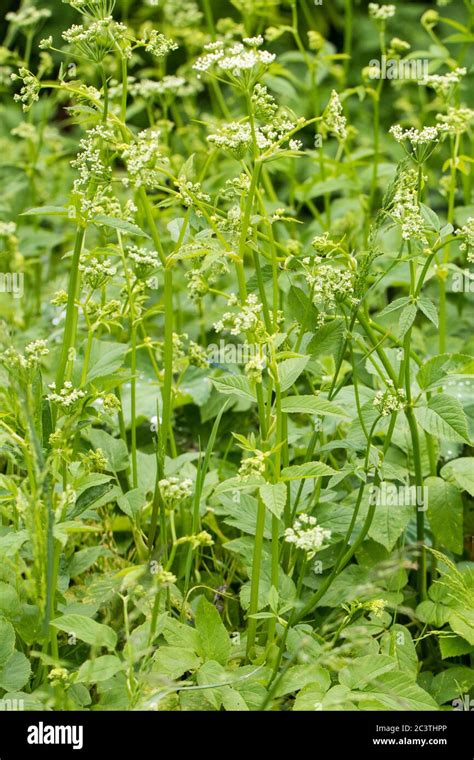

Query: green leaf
[152,646,201,680]
[426,476,463,554]
[367,500,413,551]
[355,671,438,710]
[380,625,418,676]
[68,546,112,577]
[0,651,31,691]
[430,666,474,705]
[76,655,123,683]
[417,297,439,327]
[195,596,231,665]
[69,481,117,519]
[0,618,15,667]
[94,215,150,238]
[449,610,474,645]
[378,297,410,318]
[259,482,286,519]
[212,376,256,402]
[275,664,330,697]
[50,614,117,650]
[83,429,130,472]
[339,655,397,690]
[163,618,201,651]
[85,340,128,384]
[306,319,345,359]
[277,356,309,392]
[280,396,348,417]
[21,205,69,217]
[398,303,417,338]
[280,461,337,481]
[415,395,470,443]
[441,458,474,496]
[439,635,474,660]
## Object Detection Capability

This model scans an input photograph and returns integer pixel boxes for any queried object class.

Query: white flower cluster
[390,168,426,243]
[238,450,266,479]
[0,221,17,237]
[208,118,296,159]
[158,477,193,503]
[138,30,178,58]
[122,128,167,189]
[62,17,127,62]
[194,38,275,83]
[129,75,190,100]
[321,90,347,142]
[390,124,440,147]
[214,293,264,336]
[368,3,396,20]
[47,381,86,409]
[176,530,214,549]
[373,381,406,416]
[6,6,51,27]
[422,68,466,97]
[284,514,332,559]
[3,340,49,372]
[10,68,41,111]
[455,218,474,263]
[175,179,210,212]
[80,257,116,289]
[436,107,474,135]
[71,125,111,195]
[127,245,161,275]
[305,262,355,310]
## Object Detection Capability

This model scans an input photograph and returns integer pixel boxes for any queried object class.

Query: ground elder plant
[0,0,473,713]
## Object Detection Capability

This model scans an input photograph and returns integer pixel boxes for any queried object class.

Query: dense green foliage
[0,0,473,711]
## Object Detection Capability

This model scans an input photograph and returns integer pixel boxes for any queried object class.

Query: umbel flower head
[284,514,332,559]
[320,90,347,142]
[389,167,427,244]
[193,37,275,88]
[390,124,441,163]
[368,3,396,21]
[456,218,474,263]
[373,381,406,416]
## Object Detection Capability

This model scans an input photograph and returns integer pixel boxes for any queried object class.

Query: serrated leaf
[415,394,470,443]
[76,655,123,683]
[378,297,410,318]
[259,482,286,519]
[50,614,117,650]
[426,476,463,554]
[417,297,439,327]
[212,376,256,402]
[0,619,15,667]
[398,303,417,338]
[280,396,348,417]
[441,458,474,496]
[152,646,201,680]
[195,596,231,666]
[277,356,309,392]
[85,340,128,384]
[94,215,150,238]
[0,651,31,691]
[280,461,336,480]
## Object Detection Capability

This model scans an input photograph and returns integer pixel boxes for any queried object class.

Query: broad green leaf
[21,205,69,217]
[259,482,286,519]
[355,671,438,710]
[280,396,348,417]
[449,610,474,645]
[416,600,451,628]
[280,461,336,480]
[76,655,123,683]
[415,394,470,443]
[378,297,410,318]
[212,376,256,402]
[293,683,330,710]
[163,618,201,651]
[277,356,309,392]
[380,625,418,676]
[417,297,439,327]
[85,340,128,384]
[306,319,345,359]
[274,664,330,697]
[94,215,150,238]
[439,635,474,660]
[426,476,463,554]
[68,546,112,577]
[339,655,397,690]
[69,481,117,519]
[398,303,417,338]
[430,666,474,705]
[0,651,31,691]
[367,501,413,551]
[441,458,474,496]
[0,619,15,667]
[152,646,201,680]
[50,614,117,650]
[195,596,231,665]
